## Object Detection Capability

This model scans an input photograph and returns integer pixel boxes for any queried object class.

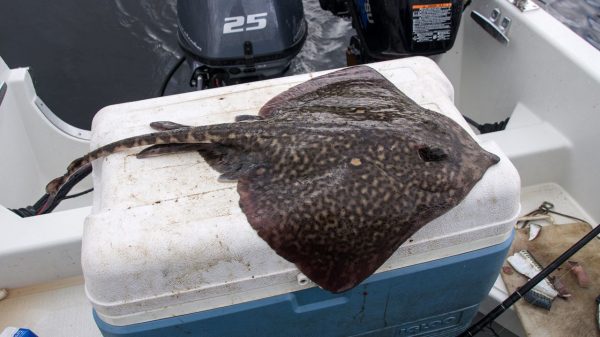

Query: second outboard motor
[177,0,307,89]
[319,0,464,64]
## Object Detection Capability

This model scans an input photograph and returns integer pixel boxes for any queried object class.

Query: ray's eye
[418,146,448,162]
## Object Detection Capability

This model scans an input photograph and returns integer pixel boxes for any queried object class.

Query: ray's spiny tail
[45,127,202,195]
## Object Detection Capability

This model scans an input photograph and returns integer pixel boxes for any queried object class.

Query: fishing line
[159,54,186,97]
[62,188,94,200]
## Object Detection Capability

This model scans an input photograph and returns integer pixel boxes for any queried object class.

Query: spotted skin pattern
[47,66,499,293]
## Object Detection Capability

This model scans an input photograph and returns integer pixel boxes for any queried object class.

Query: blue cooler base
[94,231,513,337]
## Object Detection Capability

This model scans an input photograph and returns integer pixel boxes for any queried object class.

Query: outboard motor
[319,0,464,64]
[177,0,307,89]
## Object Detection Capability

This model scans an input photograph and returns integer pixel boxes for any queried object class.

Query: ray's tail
[45,127,204,195]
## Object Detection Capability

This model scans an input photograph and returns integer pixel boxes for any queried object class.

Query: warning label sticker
[412,2,453,43]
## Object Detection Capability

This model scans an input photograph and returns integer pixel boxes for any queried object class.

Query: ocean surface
[0,0,598,130]
[539,0,600,50]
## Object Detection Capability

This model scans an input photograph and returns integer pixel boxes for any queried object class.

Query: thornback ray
[46,66,499,292]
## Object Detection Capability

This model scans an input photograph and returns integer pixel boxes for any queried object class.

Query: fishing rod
[460,219,600,336]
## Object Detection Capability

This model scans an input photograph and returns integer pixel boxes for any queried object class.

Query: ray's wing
[259,66,420,123]
[235,124,499,293]
[237,158,409,293]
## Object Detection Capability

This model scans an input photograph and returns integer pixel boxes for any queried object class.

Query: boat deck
[1,183,593,337]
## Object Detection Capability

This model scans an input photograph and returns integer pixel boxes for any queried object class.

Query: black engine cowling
[320,0,463,63]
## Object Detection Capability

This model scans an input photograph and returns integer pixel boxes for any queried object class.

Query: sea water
[538,0,600,49]
[0,0,596,130]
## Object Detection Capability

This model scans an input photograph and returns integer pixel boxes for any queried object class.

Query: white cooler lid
[82,57,520,326]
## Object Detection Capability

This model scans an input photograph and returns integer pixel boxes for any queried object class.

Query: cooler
[83,57,520,337]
